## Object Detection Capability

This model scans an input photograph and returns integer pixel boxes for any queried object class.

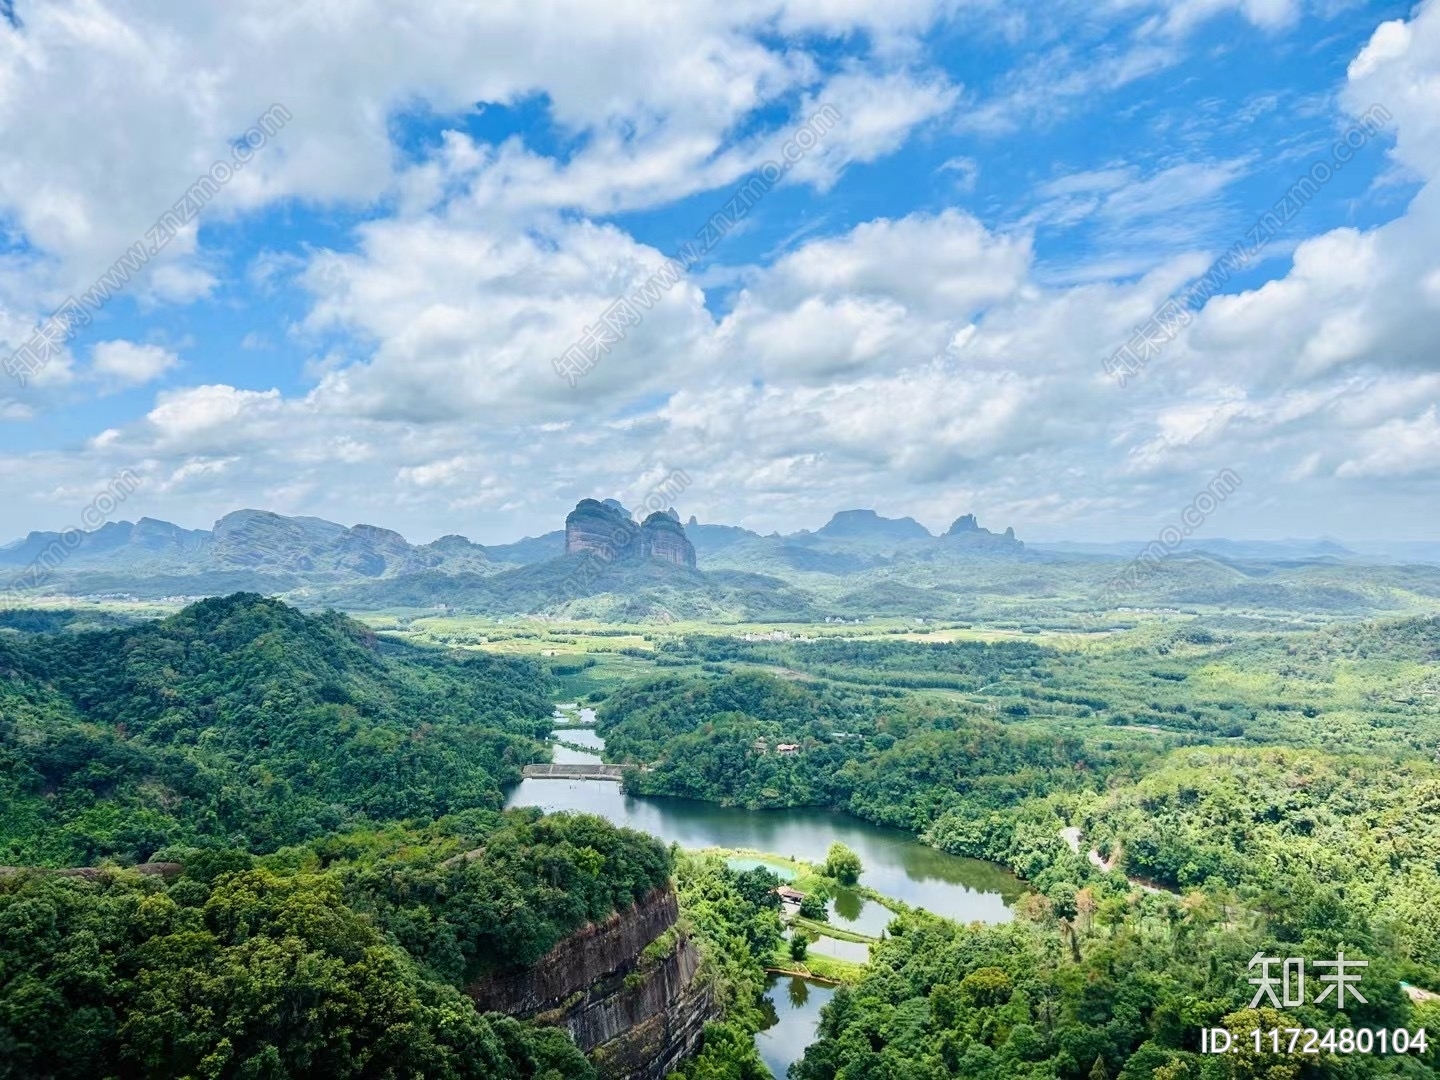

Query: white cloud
[0,1,1437,546]
[715,209,1031,379]
[300,214,716,422]
[1337,405,1440,477]
[145,384,283,448]
[0,0,960,322]
[91,340,178,385]
[1150,0,1301,37]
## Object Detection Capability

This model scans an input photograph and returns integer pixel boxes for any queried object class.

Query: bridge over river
[522,763,627,781]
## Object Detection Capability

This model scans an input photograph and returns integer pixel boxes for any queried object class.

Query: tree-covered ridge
[792,905,1439,1080]
[589,654,1440,1076]
[597,670,1095,816]
[333,810,673,984]
[0,810,672,1080]
[0,594,556,866]
[596,670,900,763]
[1077,749,1440,970]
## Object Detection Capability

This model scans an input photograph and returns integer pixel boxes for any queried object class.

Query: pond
[553,728,605,750]
[826,887,896,938]
[796,931,870,964]
[755,975,835,1079]
[552,704,598,724]
[549,725,605,765]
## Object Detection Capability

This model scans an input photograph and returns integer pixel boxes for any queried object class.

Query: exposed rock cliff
[469,886,679,1015]
[639,512,697,569]
[565,499,642,562]
[564,500,697,569]
[580,935,712,1079]
[467,885,716,1079]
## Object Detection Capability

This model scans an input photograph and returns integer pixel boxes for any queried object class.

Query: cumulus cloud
[300,214,716,421]
[91,340,178,385]
[715,210,1031,379]
[0,0,961,321]
[0,0,1437,543]
[1337,406,1440,478]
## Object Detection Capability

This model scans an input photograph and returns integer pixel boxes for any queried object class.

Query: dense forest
[6,596,1440,1077]
[598,669,1097,819]
[793,904,1439,1079]
[0,594,556,865]
[0,595,769,1079]
[0,810,672,1078]
[595,638,1440,1077]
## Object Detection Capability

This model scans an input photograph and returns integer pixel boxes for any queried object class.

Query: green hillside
[0,593,555,865]
[0,812,671,1080]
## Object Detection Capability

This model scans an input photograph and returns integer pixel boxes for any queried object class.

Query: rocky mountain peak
[941,513,1023,550]
[640,511,697,568]
[947,513,979,534]
[565,499,696,568]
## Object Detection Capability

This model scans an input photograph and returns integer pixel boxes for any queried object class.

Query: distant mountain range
[1029,537,1357,561]
[1028,537,1440,564]
[4,499,1429,620]
[0,502,1022,581]
[0,501,1026,612]
[0,509,494,581]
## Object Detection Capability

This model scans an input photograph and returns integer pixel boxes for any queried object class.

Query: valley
[3,504,1440,1077]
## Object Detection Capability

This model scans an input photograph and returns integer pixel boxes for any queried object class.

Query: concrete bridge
[522,763,627,782]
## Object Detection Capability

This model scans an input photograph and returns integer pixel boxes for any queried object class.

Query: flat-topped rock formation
[565,499,697,569]
[638,511,697,568]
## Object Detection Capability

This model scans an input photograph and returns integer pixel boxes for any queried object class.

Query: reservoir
[505,777,1024,923]
[514,717,1024,1074]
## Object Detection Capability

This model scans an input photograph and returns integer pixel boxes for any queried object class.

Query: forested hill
[0,810,673,1079]
[0,593,556,865]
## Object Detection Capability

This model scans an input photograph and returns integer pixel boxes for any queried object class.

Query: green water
[795,929,870,964]
[826,886,895,937]
[549,728,604,764]
[504,779,1025,923]
[756,975,835,1079]
[725,855,798,881]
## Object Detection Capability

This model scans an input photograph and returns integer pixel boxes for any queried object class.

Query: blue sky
[1,0,1437,544]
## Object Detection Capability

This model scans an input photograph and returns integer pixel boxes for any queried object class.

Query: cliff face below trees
[467,885,715,1079]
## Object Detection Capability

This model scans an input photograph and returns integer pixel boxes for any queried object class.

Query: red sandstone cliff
[467,885,715,1080]
[564,500,696,569]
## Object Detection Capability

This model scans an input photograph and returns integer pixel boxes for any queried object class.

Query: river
[550,727,604,764]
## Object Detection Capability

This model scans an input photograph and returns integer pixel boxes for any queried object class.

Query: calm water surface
[504,779,1024,923]
[552,705,598,724]
[550,742,603,765]
[797,931,870,964]
[826,887,896,937]
[554,728,605,750]
[756,975,834,1079]
[548,726,605,765]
